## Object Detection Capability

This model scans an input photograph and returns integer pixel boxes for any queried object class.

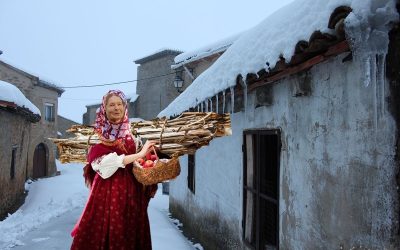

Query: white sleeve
[91,152,125,179]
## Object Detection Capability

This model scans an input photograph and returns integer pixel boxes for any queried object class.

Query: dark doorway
[33,143,47,178]
[243,129,281,250]
[188,153,195,194]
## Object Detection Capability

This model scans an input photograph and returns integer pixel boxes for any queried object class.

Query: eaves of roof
[37,79,65,96]
[134,49,183,65]
[0,100,41,123]
[0,60,64,96]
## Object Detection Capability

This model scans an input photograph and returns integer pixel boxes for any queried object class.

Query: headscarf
[94,90,131,144]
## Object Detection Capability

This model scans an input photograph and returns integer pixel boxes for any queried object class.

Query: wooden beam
[247,40,350,92]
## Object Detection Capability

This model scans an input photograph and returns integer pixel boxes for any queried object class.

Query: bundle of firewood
[51,112,232,164]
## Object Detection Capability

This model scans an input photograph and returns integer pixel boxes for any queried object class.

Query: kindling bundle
[51,112,232,164]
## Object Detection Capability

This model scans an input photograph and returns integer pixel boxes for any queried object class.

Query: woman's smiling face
[105,95,125,124]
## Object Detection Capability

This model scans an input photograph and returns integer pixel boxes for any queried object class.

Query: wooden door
[33,143,47,178]
[243,130,281,250]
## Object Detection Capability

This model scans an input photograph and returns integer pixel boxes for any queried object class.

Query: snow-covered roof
[159,0,399,118]
[37,79,64,95]
[0,80,41,117]
[171,33,242,69]
[0,60,64,95]
[134,48,182,64]
[126,93,139,103]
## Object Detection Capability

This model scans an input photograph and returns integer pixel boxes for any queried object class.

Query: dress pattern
[71,138,157,250]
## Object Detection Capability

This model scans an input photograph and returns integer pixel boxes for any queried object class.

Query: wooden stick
[50,112,232,163]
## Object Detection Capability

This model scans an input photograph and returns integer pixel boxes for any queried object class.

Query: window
[44,103,55,122]
[10,146,17,179]
[188,153,195,193]
[243,130,281,250]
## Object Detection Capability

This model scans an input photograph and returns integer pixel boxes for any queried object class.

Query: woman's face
[105,95,125,124]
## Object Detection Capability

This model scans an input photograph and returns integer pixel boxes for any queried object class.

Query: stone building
[82,103,100,126]
[57,115,80,139]
[0,60,64,179]
[82,48,183,123]
[171,33,239,98]
[0,80,40,220]
[134,49,182,120]
[160,1,400,249]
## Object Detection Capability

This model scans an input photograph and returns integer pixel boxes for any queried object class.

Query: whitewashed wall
[169,53,398,249]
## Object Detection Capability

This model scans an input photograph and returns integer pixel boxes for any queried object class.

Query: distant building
[82,48,184,123]
[0,60,64,179]
[0,80,40,220]
[57,115,80,139]
[134,49,182,120]
[170,33,240,102]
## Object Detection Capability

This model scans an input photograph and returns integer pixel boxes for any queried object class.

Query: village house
[0,60,64,180]
[171,33,240,95]
[134,49,182,120]
[159,0,400,249]
[0,80,41,220]
[82,49,184,124]
[57,115,80,139]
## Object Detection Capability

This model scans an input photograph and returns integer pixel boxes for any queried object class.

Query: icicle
[197,105,199,112]
[205,100,208,112]
[363,56,372,87]
[210,98,213,112]
[216,94,219,114]
[222,90,226,113]
[243,84,248,118]
[382,54,386,115]
[200,102,203,112]
[370,54,378,130]
[377,54,386,116]
[230,87,235,113]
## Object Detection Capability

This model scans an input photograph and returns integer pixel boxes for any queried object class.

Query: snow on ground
[0,160,199,250]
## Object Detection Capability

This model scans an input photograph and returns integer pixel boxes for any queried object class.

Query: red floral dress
[71,137,157,250]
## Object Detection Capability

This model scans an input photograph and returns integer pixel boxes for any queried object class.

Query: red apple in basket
[137,158,144,166]
[146,152,152,161]
[150,154,157,161]
[143,160,154,168]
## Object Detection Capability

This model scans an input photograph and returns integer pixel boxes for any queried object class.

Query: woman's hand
[123,140,156,165]
[138,140,156,159]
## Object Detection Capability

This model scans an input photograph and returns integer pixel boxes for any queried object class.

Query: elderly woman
[71,90,157,250]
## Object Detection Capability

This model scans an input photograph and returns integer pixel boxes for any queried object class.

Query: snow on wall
[170,52,398,248]
[159,0,399,118]
[0,80,41,115]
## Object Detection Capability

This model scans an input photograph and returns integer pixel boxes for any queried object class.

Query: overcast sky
[0,0,294,123]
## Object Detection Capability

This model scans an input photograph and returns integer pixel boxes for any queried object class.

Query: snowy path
[9,207,79,249]
[10,192,195,250]
[0,161,197,250]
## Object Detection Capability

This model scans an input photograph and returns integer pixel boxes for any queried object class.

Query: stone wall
[57,115,80,139]
[169,51,399,249]
[136,54,180,120]
[0,110,31,219]
[82,104,100,125]
[0,61,61,177]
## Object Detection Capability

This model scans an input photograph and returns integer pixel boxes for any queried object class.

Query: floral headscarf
[94,90,131,143]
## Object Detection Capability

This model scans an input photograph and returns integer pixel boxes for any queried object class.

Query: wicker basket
[132,156,181,185]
